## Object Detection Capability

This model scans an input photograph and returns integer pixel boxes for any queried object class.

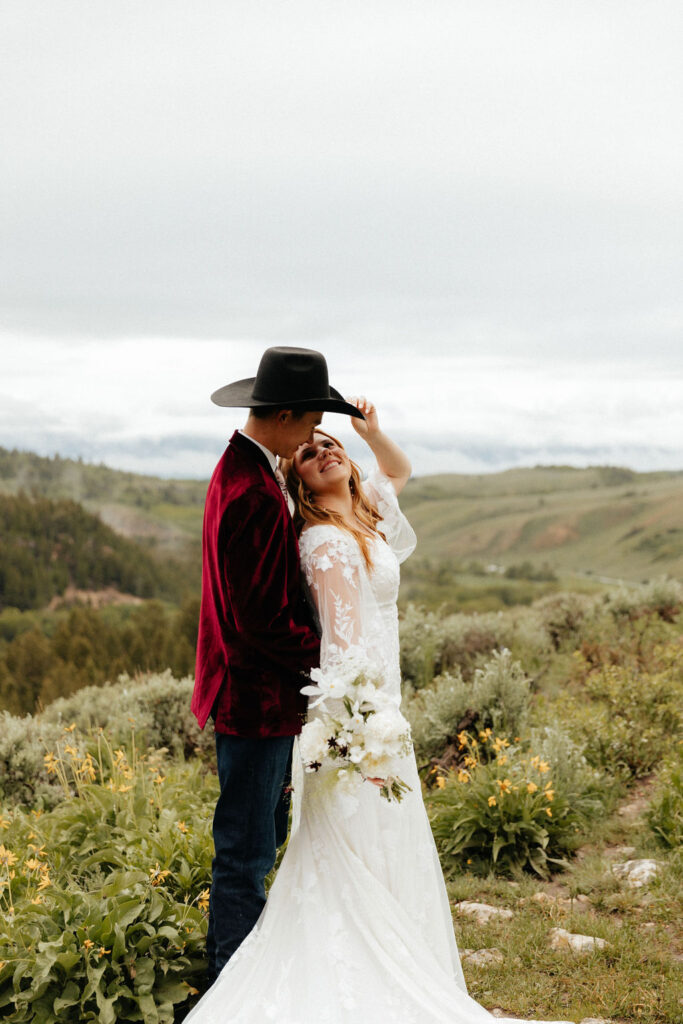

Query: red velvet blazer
[192,431,320,737]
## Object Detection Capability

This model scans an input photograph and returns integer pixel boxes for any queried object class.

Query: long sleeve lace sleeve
[299,527,388,679]
[362,468,417,564]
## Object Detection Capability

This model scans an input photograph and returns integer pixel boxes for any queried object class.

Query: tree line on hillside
[0,492,196,611]
[0,445,207,506]
[0,598,200,715]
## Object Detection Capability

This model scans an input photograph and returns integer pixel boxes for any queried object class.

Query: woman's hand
[346,395,412,496]
[347,396,380,439]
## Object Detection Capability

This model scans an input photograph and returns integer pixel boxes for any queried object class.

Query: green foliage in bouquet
[647,743,683,851]
[0,738,215,1022]
[427,729,603,879]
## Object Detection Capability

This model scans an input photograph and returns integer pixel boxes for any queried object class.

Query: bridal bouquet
[299,651,413,802]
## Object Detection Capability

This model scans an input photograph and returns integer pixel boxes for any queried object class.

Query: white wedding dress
[186,470,572,1024]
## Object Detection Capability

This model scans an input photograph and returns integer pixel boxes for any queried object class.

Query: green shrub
[0,871,206,1023]
[405,650,531,763]
[427,729,603,878]
[0,750,215,1022]
[399,604,446,689]
[647,744,683,850]
[0,672,213,810]
[561,639,683,779]
[534,592,595,652]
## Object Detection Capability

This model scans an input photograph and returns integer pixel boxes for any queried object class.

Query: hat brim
[211,379,364,419]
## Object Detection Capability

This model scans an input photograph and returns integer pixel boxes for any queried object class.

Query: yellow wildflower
[544,789,555,802]
[457,769,470,784]
[530,755,540,768]
[545,807,553,817]
[83,939,94,950]
[64,745,78,758]
[0,845,18,867]
[457,730,468,748]
[463,756,477,769]
[118,785,133,793]
[197,888,210,912]
[497,755,508,766]
[153,775,166,785]
[97,947,111,958]
[43,753,59,775]
[478,728,492,740]
[492,736,510,753]
[149,864,172,886]
[176,821,189,834]
[183,983,200,996]
[0,817,10,830]
[488,796,497,807]
[467,858,473,864]
[538,761,550,774]
[63,723,77,733]
[79,754,97,782]
[37,874,52,891]
[24,858,42,873]
[435,777,446,790]
[496,778,513,795]
[527,782,538,794]
[30,895,44,906]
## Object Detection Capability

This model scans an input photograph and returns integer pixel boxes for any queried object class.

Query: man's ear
[277,409,293,425]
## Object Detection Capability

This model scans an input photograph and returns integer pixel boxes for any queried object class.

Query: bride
[185,399,573,1024]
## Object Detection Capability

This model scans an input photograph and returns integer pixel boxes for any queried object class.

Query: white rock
[612,845,636,857]
[454,901,514,925]
[531,891,555,904]
[549,927,608,955]
[461,947,505,967]
[612,858,660,888]
[530,891,592,909]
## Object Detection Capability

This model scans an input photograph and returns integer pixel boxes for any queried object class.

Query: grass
[444,788,683,1023]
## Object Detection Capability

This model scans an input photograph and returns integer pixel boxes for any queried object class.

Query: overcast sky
[1,1,681,478]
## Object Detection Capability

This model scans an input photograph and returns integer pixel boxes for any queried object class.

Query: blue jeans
[206,732,293,984]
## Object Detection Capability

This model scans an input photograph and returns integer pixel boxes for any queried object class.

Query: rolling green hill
[399,465,683,583]
[2,448,682,586]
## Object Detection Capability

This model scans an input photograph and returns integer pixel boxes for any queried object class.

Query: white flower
[299,718,331,765]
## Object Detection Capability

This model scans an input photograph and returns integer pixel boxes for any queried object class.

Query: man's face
[274,410,323,459]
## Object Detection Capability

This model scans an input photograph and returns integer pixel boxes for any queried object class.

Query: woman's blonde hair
[281,429,386,570]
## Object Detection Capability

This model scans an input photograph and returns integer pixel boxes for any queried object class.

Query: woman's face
[293,432,351,496]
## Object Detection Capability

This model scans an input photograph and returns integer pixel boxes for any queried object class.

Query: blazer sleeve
[222,486,320,673]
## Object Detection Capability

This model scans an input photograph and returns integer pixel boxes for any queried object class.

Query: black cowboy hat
[211,346,364,419]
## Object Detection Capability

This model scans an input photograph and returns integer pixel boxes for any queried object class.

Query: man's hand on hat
[348,396,379,439]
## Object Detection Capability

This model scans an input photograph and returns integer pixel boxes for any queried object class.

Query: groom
[192,346,363,985]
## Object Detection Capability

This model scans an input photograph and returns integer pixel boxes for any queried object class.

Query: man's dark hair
[249,406,308,421]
